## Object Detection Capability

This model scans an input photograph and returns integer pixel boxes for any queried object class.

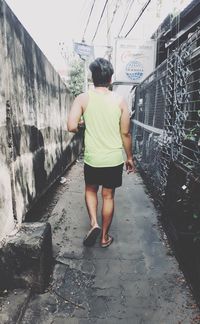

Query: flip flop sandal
[101,235,114,248]
[83,227,101,247]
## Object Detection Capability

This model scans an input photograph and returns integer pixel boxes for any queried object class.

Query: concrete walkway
[1,157,200,323]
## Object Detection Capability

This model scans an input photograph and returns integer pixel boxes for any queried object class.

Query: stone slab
[0,222,52,293]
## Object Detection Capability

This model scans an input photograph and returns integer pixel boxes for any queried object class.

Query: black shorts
[84,163,124,189]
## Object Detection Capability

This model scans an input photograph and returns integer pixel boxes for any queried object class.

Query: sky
[5,0,192,74]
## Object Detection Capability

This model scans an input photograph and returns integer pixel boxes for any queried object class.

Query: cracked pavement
[2,157,200,323]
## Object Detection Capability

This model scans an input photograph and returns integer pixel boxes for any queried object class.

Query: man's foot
[83,226,101,247]
[101,235,113,248]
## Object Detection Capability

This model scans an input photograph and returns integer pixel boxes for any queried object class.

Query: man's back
[83,89,124,168]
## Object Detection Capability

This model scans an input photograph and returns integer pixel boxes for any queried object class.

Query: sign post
[74,42,94,91]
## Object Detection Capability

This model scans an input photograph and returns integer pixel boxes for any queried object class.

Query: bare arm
[120,98,135,173]
[67,94,83,133]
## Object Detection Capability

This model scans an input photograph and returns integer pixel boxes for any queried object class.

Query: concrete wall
[0,0,83,241]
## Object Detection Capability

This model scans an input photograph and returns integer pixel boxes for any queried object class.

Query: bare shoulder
[74,92,89,111]
[75,92,87,102]
[75,92,89,111]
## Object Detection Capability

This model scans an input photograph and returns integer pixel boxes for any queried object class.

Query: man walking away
[67,57,135,248]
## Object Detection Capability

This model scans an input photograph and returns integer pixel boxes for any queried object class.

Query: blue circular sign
[125,60,144,81]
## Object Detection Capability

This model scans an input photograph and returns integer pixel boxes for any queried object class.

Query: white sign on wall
[114,38,156,84]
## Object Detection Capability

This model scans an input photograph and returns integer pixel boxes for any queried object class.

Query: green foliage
[184,124,200,142]
[193,213,199,220]
[68,60,84,97]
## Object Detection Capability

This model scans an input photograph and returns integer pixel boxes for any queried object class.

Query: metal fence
[132,26,200,202]
[132,60,167,198]
[172,29,200,175]
[132,25,200,300]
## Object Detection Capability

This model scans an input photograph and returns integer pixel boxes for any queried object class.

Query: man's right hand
[125,158,136,174]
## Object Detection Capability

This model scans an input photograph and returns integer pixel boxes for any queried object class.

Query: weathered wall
[0,0,83,241]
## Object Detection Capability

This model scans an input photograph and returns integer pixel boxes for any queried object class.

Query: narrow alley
[1,0,200,323]
[1,156,199,323]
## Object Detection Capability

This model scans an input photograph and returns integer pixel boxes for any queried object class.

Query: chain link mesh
[132,27,200,201]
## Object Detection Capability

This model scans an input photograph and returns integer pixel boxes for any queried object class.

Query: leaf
[193,213,199,219]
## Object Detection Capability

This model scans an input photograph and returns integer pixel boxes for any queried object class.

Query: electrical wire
[91,0,109,43]
[117,0,135,37]
[82,0,96,42]
[107,0,121,35]
[94,0,116,39]
[124,0,152,38]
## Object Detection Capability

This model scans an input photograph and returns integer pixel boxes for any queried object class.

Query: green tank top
[83,90,124,167]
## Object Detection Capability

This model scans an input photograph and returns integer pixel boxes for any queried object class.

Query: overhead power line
[125,0,152,38]
[82,0,96,42]
[107,0,121,35]
[117,0,135,37]
[92,0,109,43]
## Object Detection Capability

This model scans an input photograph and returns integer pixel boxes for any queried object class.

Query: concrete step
[0,222,53,293]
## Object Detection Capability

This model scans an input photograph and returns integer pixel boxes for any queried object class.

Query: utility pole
[107,0,112,61]
[83,59,88,92]
[81,40,88,92]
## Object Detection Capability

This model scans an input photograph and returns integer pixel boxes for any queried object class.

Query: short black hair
[89,58,114,87]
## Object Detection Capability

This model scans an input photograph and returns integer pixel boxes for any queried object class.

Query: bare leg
[85,184,99,228]
[101,187,115,244]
